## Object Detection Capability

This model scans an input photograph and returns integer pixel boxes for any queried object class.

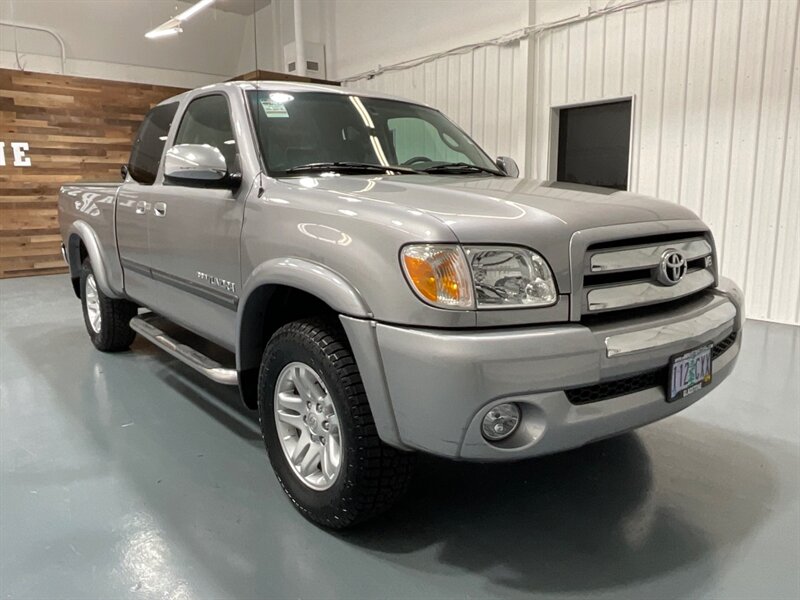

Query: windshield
[246,90,500,177]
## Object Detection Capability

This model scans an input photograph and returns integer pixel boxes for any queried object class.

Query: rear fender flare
[67,221,121,298]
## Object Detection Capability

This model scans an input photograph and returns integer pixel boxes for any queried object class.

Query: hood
[279,174,701,239]
[276,174,706,292]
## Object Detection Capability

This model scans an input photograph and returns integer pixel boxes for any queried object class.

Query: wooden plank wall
[0,68,342,279]
[0,69,186,278]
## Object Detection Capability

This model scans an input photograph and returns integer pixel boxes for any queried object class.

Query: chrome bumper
[604,301,736,357]
[342,278,744,461]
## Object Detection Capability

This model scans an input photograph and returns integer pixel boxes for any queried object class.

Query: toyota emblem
[657,249,687,286]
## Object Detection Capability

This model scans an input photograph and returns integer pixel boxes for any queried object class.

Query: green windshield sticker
[260,99,290,118]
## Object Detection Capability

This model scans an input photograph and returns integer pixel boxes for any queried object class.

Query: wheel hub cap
[274,362,342,491]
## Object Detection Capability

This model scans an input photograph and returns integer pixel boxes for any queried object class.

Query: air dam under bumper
[340,278,743,461]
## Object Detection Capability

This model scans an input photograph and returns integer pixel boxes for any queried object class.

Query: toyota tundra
[58,81,744,528]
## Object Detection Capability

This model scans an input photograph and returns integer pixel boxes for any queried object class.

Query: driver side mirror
[164,144,241,189]
[495,156,520,178]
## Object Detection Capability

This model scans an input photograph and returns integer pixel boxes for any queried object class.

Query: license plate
[668,344,713,402]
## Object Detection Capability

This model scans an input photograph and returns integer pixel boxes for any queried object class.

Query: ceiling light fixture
[145,18,182,39]
[144,0,216,40]
[176,0,217,21]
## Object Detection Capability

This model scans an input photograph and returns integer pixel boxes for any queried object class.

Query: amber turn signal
[401,245,473,309]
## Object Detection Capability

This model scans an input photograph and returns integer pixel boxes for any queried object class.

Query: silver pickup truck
[58,81,744,528]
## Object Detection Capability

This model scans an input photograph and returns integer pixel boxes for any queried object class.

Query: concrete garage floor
[1,275,798,600]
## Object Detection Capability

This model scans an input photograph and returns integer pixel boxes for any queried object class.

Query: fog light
[481,403,521,441]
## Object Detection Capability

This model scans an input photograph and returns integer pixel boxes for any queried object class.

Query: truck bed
[58,183,124,297]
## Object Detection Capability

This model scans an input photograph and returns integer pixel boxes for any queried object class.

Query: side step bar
[130,314,238,386]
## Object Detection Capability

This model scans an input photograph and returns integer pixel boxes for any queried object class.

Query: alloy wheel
[273,362,342,490]
[85,274,102,333]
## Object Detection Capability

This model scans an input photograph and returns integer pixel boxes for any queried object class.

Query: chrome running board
[130,314,238,386]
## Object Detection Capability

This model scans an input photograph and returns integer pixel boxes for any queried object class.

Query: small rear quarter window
[128,102,179,185]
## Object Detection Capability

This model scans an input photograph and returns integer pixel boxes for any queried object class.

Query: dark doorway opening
[556,100,632,190]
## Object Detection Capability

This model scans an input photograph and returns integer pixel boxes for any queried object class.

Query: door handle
[135,201,148,215]
[154,202,167,217]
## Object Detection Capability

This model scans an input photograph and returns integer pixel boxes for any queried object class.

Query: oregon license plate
[668,344,713,402]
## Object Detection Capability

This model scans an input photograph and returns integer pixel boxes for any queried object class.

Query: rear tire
[258,317,415,529]
[80,258,137,352]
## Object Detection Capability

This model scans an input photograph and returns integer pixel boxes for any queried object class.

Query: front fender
[235,257,371,371]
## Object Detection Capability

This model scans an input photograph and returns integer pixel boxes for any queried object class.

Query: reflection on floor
[1,274,798,599]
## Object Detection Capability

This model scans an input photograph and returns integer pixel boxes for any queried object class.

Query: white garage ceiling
[214,0,270,16]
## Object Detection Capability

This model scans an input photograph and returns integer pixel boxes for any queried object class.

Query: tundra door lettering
[197,271,236,294]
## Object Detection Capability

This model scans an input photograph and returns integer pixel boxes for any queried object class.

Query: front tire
[258,318,415,529]
[80,258,137,352]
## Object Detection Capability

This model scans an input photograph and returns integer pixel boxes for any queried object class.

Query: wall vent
[283,41,326,78]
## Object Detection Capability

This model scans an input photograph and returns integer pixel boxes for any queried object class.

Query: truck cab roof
[157,80,431,110]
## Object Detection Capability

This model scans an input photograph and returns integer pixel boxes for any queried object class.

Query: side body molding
[67,220,123,298]
[235,257,371,372]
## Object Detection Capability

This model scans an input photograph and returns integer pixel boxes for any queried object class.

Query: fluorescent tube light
[145,28,181,39]
[145,23,182,39]
[176,0,216,21]
[145,0,216,39]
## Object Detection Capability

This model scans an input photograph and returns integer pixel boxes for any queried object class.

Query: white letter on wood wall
[11,142,32,167]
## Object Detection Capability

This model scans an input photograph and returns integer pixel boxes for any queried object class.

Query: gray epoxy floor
[1,275,798,600]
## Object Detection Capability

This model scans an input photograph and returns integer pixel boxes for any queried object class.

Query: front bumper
[341,277,744,461]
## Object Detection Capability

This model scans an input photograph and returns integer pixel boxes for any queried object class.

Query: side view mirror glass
[495,156,520,178]
[164,144,240,188]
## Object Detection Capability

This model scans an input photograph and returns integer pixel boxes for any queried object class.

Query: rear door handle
[154,202,167,217]
[135,201,148,215]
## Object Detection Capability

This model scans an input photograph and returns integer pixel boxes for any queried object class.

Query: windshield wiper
[421,162,505,176]
[284,162,419,175]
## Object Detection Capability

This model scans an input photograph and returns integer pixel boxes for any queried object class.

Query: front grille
[565,368,666,405]
[580,233,715,317]
[565,331,739,405]
[711,331,738,360]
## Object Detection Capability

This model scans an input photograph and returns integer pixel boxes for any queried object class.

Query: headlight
[401,244,474,309]
[464,246,557,308]
[401,244,557,310]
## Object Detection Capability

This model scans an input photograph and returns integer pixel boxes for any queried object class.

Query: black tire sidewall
[258,326,360,523]
[79,258,135,351]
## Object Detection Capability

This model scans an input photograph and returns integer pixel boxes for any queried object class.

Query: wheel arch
[67,221,119,298]
[66,233,88,297]
[235,258,371,409]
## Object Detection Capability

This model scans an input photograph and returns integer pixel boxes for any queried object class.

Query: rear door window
[128,102,178,185]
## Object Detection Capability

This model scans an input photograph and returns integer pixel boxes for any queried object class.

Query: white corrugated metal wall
[534,0,799,325]
[349,41,530,174]
[348,0,800,325]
